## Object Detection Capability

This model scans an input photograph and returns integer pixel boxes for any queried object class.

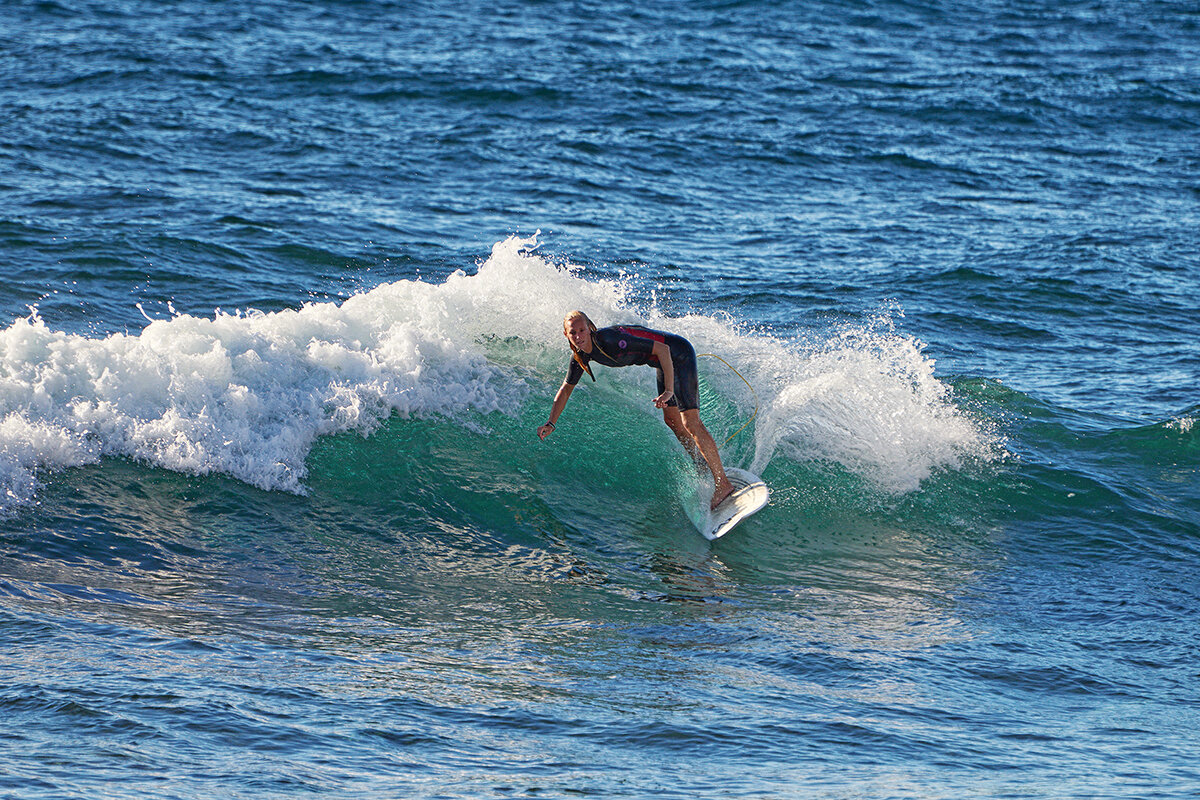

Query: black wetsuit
[565,325,701,411]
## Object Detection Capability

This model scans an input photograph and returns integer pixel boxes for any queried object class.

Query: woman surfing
[537,311,736,510]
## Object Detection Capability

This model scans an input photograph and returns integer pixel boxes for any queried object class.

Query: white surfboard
[702,467,769,540]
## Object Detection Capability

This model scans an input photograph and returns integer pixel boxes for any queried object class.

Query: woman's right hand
[537,423,555,440]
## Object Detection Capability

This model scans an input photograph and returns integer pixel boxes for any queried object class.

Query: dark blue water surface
[1,1,1198,798]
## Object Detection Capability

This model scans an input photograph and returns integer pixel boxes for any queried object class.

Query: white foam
[0,234,994,509]
[0,234,594,509]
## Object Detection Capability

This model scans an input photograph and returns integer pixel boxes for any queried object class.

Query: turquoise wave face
[4,235,1192,578]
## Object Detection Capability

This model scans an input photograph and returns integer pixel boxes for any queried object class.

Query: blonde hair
[562,310,597,337]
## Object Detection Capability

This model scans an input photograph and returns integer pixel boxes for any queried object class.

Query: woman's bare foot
[710,479,736,510]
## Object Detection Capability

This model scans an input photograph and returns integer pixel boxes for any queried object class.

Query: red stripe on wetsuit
[616,326,664,366]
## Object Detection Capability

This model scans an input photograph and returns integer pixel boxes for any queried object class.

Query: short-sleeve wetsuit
[565,325,701,411]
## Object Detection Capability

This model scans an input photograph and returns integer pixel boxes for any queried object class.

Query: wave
[0,234,996,512]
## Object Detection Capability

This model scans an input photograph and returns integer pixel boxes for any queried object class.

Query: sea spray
[629,310,996,494]
[757,320,990,493]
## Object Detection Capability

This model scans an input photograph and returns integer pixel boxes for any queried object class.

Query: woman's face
[565,316,593,352]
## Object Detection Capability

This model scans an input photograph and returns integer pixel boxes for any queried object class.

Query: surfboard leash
[697,353,759,446]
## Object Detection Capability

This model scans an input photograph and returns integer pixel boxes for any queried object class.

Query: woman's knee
[679,409,707,436]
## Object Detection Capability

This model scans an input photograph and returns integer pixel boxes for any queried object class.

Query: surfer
[537,311,736,510]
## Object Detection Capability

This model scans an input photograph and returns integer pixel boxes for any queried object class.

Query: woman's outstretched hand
[537,423,555,440]
[653,390,674,409]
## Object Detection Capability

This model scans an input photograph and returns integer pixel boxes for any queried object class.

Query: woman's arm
[538,381,575,440]
[651,341,674,408]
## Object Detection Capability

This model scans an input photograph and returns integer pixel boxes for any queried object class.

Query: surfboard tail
[703,468,769,540]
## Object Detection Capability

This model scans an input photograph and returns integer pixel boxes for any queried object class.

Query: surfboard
[702,467,769,541]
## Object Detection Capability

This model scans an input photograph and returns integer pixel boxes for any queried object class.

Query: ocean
[1,0,1197,797]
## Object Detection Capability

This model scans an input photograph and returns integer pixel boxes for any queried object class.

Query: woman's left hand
[653,390,674,409]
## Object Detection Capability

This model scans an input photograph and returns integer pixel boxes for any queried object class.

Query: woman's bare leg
[662,407,705,472]
[679,409,735,509]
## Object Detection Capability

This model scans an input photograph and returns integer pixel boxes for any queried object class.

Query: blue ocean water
[1,0,1198,797]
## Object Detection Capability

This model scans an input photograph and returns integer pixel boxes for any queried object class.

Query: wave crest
[1,235,996,510]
